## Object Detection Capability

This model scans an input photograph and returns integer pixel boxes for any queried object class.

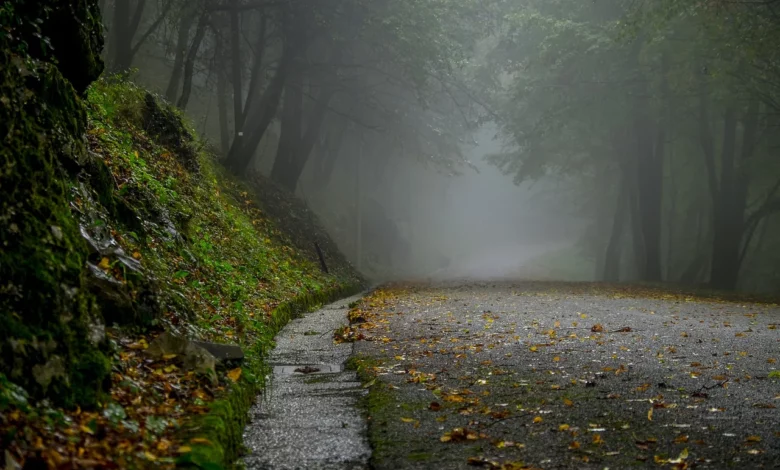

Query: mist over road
[428,242,572,281]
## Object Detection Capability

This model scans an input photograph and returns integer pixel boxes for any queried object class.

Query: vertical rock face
[0,0,108,407]
[7,0,104,94]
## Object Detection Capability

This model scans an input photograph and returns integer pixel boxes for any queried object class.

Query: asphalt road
[351,282,780,469]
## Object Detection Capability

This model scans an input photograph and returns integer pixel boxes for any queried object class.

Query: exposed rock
[192,341,245,364]
[0,0,110,406]
[4,450,22,470]
[79,204,162,326]
[87,317,106,345]
[32,356,67,391]
[8,0,104,94]
[142,92,199,172]
[145,332,217,383]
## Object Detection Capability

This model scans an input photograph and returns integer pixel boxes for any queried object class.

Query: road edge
[175,282,366,469]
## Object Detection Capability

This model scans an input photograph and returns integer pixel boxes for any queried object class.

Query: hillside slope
[0,1,362,466]
[2,78,363,469]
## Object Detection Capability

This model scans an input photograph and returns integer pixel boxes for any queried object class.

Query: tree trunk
[271,75,304,189]
[603,182,627,282]
[269,46,341,191]
[216,34,231,155]
[242,14,267,122]
[224,48,292,174]
[165,9,196,102]
[633,113,664,282]
[177,13,209,110]
[680,210,708,284]
[230,0,244,136]
[709,101,759,290]
[111,0,135,72]
[110,0,173,74]
[628,183,645,280]
[314,119,348,192]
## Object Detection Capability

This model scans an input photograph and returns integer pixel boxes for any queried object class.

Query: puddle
[273,364,343,375]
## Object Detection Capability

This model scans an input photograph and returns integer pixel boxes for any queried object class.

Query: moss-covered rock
[2,0,104,94]
[0,0,108,407]
[142,92,200,173]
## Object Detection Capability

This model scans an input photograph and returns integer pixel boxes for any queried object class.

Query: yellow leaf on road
[648,408,653,421]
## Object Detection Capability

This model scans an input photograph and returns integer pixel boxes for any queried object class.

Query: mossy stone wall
[0,0,108,407]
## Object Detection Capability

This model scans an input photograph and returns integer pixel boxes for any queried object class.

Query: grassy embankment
[1,77,363,468]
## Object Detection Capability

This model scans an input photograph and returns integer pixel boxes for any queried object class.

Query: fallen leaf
[227,367,242,382]
[591,324,604,333]
[647,408,653,421]
[668,448,689,464]
[441,427,481,443]
[429,401,442,411]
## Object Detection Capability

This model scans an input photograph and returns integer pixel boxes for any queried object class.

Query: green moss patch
[2,72,363,467]
[0,2,110,408]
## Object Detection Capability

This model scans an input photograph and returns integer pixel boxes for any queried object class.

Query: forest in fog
[100,0,780,292]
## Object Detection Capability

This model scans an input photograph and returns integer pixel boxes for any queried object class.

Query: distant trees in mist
[98,0,780,292]
[485,0,780,292]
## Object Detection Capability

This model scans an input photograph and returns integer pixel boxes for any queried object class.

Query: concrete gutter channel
[242,293,371,469]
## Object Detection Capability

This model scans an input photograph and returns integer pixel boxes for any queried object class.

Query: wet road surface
[350,282,780,469]
[242,294,370,470]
